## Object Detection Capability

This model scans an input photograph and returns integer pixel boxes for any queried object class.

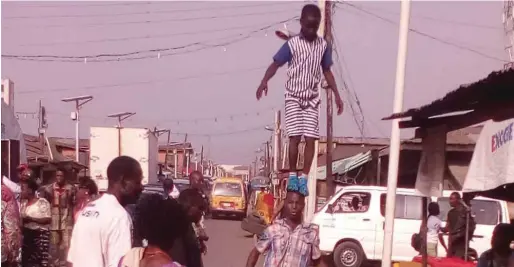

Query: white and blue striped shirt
[273,34,333,108]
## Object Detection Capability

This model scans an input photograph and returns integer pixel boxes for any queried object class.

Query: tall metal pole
[381,1,411,266]
[324,0,335,198]
[62,96,93,163]
[305,0,326,223]
[165,131,171,169]
[75,102,80,162]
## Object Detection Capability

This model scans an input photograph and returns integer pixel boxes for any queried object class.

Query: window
[437,198,501,225]
[380,194,428,220]
[330,192,371,213]
[213,182,242,197]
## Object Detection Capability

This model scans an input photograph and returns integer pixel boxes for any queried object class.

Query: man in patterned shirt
[246,190,326,267]
[256,4,344,197]
[39,168,76,266]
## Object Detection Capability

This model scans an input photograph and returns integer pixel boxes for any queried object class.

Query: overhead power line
[48,105,278,125]
[2,8,296,29]
[16,64,267,94]
[6,2,153,9]
[4,2,293,19]
[18,21,288,47]
[341,2,502,30]
[2,16,298,63]
[338,2,509,63]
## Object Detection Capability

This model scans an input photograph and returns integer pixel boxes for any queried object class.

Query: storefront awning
[317,151,372,180]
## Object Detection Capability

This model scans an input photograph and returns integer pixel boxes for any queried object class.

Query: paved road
[203,217,264,267]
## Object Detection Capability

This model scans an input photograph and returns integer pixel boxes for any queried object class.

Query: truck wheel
[333,241,364,267]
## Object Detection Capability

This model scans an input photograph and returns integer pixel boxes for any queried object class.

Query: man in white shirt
[67,156,143,267]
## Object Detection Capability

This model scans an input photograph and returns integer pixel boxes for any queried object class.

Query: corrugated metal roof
[383,68,514,121]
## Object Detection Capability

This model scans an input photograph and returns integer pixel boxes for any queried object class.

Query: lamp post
[107,112,136,156]
[61,95,93,162]
[154,128,171,171]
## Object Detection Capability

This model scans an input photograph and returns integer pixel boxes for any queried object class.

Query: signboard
[464,119,514,192]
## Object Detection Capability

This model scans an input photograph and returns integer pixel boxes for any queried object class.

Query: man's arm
[321,45,344,115]
[246,228,272,267]
[257,42,291,99]
[311,226,326,267]
[245,248,261,267]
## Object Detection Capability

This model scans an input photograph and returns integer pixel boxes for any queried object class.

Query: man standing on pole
[256,4,343,197]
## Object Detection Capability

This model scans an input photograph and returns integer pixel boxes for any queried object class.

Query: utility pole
[154,128,171,172]
[305,0,330,223]
[107,112,135,157]
[183,134,188,177]
[324,0,336,198]
[62,95,93,162]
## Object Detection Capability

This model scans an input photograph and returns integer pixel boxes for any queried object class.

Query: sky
[1,1,509,165]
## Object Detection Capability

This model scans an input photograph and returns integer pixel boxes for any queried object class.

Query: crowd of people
[1,156,209,267]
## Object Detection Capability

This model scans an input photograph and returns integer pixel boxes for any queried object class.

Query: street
[203,217,264,267]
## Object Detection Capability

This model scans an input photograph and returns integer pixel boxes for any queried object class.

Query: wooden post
[323,0,336,198]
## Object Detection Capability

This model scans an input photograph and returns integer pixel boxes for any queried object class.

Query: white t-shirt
[169,186,180,199]
[426,215,442,244]
[67,194,132,267]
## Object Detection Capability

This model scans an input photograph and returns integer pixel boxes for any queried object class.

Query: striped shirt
[273,34,333,108]
[255,219,321,267]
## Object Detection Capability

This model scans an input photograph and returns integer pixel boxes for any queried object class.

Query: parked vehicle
[311,185,510,267]
[89,127,159,192]
[210,177,247,219]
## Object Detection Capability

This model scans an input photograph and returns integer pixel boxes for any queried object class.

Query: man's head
[107,156,143,206]
[300,4,321,42]
[283,191,305,222]
[162,178,174,194]
[178,188,207,223]
[55,169,66,186]
[449,192,461,208]
[189,171,204,190]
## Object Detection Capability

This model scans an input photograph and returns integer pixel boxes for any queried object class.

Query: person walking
[67,156,144,267]
[39,168,76,266]
[171,188,208,267]
[1,180,21,267]
[20,179,51,267]
[246,190,326,267]
[256,3,344,197]
[188,171,209,254]
[426,202,447,257]
[119,194,189,267]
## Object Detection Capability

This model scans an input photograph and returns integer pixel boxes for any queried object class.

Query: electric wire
[337,2,509,63]
[2,8,297,29]
[18,21,288,47]
[2,16,299,63]
[4,2,295,19]
[16,64,268,94]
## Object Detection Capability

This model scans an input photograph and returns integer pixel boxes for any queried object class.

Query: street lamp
[61,95,93,162]
[107,112,135,127]
[154,128,171,171]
